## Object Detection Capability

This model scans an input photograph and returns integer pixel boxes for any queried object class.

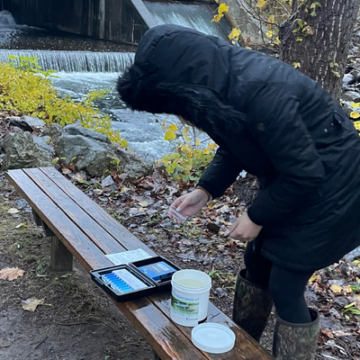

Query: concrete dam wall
[7,0,157,44]
[7,0,232,45]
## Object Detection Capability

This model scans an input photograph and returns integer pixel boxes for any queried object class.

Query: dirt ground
[0,173,153,360]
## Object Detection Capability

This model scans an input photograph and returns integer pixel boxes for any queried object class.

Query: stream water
[0,9,217,158]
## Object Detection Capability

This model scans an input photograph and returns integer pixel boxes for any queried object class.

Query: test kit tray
[90,256,181,302]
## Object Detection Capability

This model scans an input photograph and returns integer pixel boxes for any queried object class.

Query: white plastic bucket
[171,269,212,327]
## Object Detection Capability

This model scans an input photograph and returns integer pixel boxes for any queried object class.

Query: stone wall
[8,0,157,44]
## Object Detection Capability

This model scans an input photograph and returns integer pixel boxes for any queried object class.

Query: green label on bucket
[171,294,199,317]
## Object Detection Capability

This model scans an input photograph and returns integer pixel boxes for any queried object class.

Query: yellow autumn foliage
[350,111,360,119]
[228,28,241,41]
[218,3,229,13]
[212,13,224,22]
[0,57,127,147]
[159,121,217,181]
[257,0,266,8]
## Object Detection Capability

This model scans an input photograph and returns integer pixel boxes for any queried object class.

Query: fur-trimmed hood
[116,25,246,139]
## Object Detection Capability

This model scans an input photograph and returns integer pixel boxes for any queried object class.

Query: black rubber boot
[273,308,320,360]
[232,269,273,341]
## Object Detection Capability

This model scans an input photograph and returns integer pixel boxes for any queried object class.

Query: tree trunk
[279,0,360,100]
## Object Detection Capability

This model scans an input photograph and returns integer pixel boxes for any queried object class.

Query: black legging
[244,242,313,324]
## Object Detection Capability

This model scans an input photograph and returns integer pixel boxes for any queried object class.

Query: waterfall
[143,2,231,41]
[0,10,15,27]
[0,50,134,72]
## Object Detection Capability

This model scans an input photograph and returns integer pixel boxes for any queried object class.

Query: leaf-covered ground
[54,164,360,359]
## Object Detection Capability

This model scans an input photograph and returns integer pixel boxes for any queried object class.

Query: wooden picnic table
[6,167,274,360]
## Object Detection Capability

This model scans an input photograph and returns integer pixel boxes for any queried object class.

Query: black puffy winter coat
[117,25,360,271]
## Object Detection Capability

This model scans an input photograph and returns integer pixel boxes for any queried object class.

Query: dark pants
[244,242,313,323]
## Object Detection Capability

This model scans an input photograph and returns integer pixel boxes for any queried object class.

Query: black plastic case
[130,256,181,290]
[90,256,181,302]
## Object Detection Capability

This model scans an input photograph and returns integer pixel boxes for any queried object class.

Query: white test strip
[113,269,149,290]
[168,207,188,224]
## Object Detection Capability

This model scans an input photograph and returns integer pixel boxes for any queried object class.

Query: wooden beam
[32,209,42,226]
[50,236,73,272]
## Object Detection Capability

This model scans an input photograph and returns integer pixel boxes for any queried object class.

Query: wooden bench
[6,167,274,360]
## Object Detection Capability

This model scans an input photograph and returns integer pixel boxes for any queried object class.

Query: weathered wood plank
[50,236,73,272]
[116,298,208,360]
[24,168,126,255]
[39,167,156,256]
[150,293,275,360]
[6,169,112,272]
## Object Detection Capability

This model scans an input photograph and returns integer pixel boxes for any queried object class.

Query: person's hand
[226,213,262,242]
[169,189,208,223]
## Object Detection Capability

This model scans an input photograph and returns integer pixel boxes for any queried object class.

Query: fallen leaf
[120,186,130,193]
[72,173,84,182]
[93,189,103,196]
[62,168,72,175]
[21,298,44,312]
[330,285,342,293]
[344,302,356,309]
[0,267,25,281]
[7,208,19,214]
[309,272,317,282]
[139,201,149,207]
[15,223,26,229]
[332,330,352,337]
[320,329,334,339]
[182,240,192,246]
[343,285,352,293]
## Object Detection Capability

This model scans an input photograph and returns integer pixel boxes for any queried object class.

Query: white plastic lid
[191,323,235,354]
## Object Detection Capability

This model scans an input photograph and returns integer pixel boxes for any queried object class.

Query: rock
[56,135,119,177]
[42,124,63,145]
[33,136,54,156]
[117,147,153,179]
[0,138,3,152]
[124,162,153,180]
[23,116,45,128]
[341,91,360,102]
[2,132,52,170]
[64,125,111,145]
[344,246,360,261]
[334,297,350,308]
[101,175,115,188]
